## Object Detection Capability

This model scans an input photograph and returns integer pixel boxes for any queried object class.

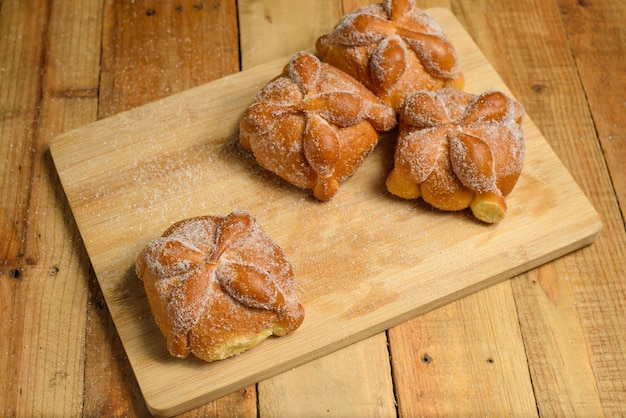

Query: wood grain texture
[0,0,99,416]
[49,8,601,416]
[557,2,626,411]
[390,282,538,416]
[557,0,626,214]
[0,7,46,414]
[99,0,240,118]
[0,0,46,271]
[258,334,396,417]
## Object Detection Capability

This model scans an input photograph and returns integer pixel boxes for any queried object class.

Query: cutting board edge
[140,210,602,417]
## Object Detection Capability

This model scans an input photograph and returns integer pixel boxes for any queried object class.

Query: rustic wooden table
[1,0,625,416]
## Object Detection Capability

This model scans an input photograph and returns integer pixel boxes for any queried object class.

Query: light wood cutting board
[49,8,601,417]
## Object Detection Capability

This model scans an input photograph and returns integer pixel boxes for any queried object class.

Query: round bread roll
[136,209,304,362]
[386,88,525,223]
[316,0,464,112]
[239,51,396,201]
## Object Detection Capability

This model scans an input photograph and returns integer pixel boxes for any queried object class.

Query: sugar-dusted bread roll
[240,51,396,201]
[136,209,304,362]
[386,88,525,223]
[316,0,463,112]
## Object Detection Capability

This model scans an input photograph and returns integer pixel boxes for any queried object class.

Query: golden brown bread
[386,88,525,223]
[136,209,304,362]
[316,0,463,112]
[239,51,396,201]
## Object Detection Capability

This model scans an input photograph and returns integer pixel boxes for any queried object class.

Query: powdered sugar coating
[136,209,304,360]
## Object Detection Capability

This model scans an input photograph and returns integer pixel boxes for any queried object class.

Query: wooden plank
[0,1,44,272]
[259,334,396,417]
[456,0,626,415]
[85,1,255,416]
[0,2,49,414]
[98,0,240,118]
[557,0,626,214]
[49,8,602,416]
[557,2,626,411]
[389,282,538,416]
[20,0,103,413]
[0,0,101,416]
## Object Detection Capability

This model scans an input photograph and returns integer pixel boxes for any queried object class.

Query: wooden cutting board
[49,8,601,417]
